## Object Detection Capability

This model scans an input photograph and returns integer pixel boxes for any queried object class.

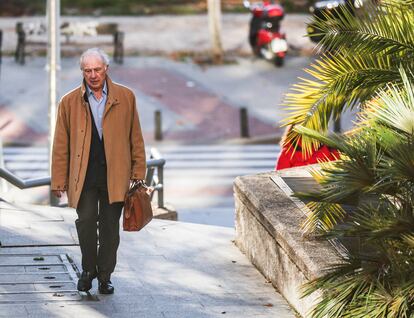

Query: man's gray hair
[79,48,110,70]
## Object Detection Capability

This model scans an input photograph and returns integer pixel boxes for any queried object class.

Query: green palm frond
[364,286,407,318]
[285,0,414,315]
[366,69,414,135]
[283,2,414,152]
[293,125,346,151]
[302,258,384,318]
[313,3,414,57]
[358,70,414,189]
[401,234,414,248]
[296,85,414,316]
[343,203,414,242]
[303,239,414,317]
[382,0,414,6]
[283,52,404,153]
[297,130,382,196]
[285,0,414,318]
[301,200,346,233]
[378,140,414,185]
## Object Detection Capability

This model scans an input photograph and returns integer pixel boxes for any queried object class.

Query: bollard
[0,30,2,72]
[240,107,250,138]
[155,110,163,141]
[334,115,341,133]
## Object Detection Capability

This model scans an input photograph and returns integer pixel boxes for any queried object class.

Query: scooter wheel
[274,56,284,67]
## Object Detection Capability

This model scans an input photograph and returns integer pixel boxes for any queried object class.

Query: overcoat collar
[80,76,120,118]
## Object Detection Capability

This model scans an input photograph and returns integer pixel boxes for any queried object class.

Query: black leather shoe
[98,280,114,294]
[77,271,96,292]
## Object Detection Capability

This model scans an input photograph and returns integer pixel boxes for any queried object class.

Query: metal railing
[147,148,165,208]
[0,147,166,208]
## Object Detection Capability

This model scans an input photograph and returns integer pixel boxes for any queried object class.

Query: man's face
[82,56,107,91]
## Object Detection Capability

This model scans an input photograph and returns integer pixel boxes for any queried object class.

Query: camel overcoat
[51,76,146,208]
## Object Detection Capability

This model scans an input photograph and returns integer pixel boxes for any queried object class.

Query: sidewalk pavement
[0,200,295,318]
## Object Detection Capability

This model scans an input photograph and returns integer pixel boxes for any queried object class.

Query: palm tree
[283,0,414,154]
[280,0,414,316]
[295,70,414,318]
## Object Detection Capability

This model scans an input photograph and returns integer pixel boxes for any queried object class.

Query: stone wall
[233,169,341,317]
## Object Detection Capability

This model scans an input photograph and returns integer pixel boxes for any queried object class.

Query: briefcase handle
[127,180,147,194]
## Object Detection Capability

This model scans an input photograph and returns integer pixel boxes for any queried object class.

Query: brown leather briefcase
[123,181,153,231]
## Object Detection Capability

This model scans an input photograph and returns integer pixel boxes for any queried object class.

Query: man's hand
[52,190,65,198]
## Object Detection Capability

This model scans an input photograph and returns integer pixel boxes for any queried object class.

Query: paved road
[0,55,314,146]
[2,144,279,227]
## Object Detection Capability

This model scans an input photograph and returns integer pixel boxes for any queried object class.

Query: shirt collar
[86,80,107,97]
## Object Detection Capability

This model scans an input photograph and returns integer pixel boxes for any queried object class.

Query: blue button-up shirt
[86,81,107,140]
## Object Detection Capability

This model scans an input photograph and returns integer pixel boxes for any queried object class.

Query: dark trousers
[76,184,123,282]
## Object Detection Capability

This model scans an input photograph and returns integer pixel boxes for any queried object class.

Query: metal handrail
[0,148,166,208]
[0,168,50,189]
[148,148,166,208]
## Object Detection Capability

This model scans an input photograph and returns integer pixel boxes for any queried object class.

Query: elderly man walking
[51,48,146,294]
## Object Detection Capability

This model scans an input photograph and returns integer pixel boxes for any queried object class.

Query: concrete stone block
[153,204,178,221]
[234,171,341,317]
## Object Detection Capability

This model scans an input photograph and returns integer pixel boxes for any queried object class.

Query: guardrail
[0,147,166,208]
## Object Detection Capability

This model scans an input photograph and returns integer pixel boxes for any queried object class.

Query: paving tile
[204,305,291,317]
[109,295,154,309]
[0,304,28,317]
[197,293,246,307]
[144,293,204,313]
[162,310,217,318]
[110,313,165,318]
[24,303,114,318]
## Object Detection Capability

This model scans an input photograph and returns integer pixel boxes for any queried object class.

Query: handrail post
[157,163,164,208]
[150,147,165,209]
